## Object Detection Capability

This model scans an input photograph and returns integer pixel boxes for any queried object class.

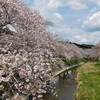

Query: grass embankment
[74,62,100,100]
[61,57,85,65]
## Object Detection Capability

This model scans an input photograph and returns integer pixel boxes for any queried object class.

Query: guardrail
[50,62,84,80]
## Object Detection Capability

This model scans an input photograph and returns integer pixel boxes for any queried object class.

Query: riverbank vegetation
[74,62,100,100]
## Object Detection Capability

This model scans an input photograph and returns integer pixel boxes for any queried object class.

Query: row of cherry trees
[89,43,100,60]
[0,0,86,99]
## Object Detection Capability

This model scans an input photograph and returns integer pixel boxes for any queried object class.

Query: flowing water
[44,70,77,100]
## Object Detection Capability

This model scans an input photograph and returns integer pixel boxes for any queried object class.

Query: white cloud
[49,25,100,44]
[33,0,62,14]
[33,0,64,24]
[34,0,48,15]
[47,0,62,10]
[96,1,100,7]
[66,0,88,10]
[54,13,63,20]
[83,11,100,31]
[75,35,88,43]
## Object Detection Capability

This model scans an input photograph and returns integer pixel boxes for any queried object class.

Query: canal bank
[44,69,77,100]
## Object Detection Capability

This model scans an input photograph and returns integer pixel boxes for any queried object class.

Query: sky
[22,0,100,44]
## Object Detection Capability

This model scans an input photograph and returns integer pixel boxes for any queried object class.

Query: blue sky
[22,0,100,44]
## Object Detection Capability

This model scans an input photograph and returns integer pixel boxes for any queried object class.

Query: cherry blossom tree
[89,43,100,60]
[0,0,85,99]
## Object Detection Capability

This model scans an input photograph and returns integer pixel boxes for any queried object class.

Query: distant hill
[61,41,93,49]
[72,43,93,49]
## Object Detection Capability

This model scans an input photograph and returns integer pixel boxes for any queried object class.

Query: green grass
[74,62,100,100]
[61,57,84,65]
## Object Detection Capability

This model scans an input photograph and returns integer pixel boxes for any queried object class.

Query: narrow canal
[44,70,77,100]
